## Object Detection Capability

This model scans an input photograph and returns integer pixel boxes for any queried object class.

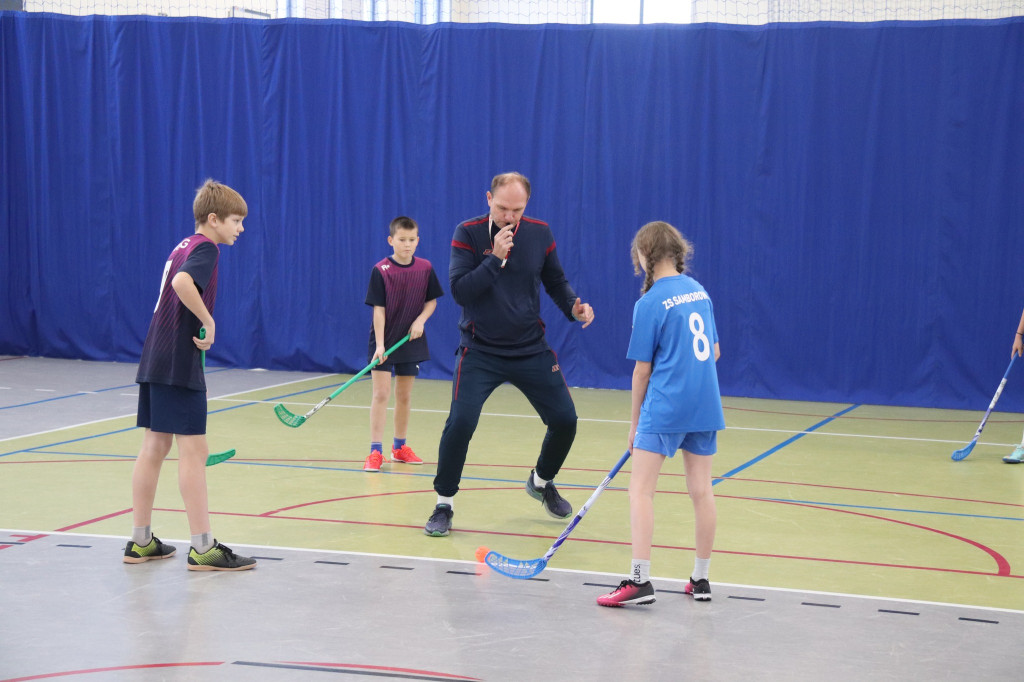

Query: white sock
[192,533,214,554]
[132,526,152,545]
[631,558,651,583]
[693,557,711,582]
[437,495,454,509]
[532,471,549,488]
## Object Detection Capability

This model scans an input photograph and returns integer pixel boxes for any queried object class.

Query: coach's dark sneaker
[684,577,712,601]
[187,542,256,571]
[526,470,572,519]
[597,579,656,607]
[424,503,454,537]
[123,535,176,564]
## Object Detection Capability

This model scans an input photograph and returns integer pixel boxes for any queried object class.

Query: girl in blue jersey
[598,221,725,607]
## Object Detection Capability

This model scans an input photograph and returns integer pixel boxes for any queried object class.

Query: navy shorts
[137,382,207,435]
[371,361,420,377]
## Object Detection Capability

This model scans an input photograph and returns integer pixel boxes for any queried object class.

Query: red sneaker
[363,450,384,472]
[391,444,423,464]
[597,579,656,607]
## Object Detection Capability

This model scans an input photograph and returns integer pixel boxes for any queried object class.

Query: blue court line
[13,449,1023,524]
[0,396,262,459]
[750,497,1024,523]
[0,367,232,411]
[0,377,371,460]
[713,404,861,486]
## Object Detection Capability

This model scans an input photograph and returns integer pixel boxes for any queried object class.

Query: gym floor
[1,356,1022,680]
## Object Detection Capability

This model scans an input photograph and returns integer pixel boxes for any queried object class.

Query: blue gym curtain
[2,14,1022,411]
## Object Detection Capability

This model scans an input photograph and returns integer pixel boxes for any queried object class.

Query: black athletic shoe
[526,470,572,519]
[186,542,257,571]
[424,503,454,537]
[597,579,656,607]
[123,536,176,564]
[684,577,712,601]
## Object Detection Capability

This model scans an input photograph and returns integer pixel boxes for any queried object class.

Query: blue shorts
[137,382,207,435]
[371,361,419,377]
[633,430,717,457]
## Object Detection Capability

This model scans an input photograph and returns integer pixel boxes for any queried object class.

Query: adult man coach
[425,172,595,536]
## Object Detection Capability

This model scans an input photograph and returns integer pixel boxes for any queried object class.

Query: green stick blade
[274,403,307,427]
[206,449,236,467]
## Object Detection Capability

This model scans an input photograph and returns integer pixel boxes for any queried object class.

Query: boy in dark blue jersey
[124,179,256,571]
[363,216,444,472]
[424,172,595,536]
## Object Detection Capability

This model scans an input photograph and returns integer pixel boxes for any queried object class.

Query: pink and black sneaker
[684,577,712,601]
[597,579,656,607]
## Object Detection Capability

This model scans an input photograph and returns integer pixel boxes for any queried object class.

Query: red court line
[6,454,1015,512]
[2,662,223,681]
[54,509,132,533]
[284,662,480,680]
[138,499,1020,580]
[738,498,1012,576]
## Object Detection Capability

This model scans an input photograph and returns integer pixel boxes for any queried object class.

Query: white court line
[0,373,335,443]
[215,397,995,447]
[4,376,1015,449]
[3,528,1020,616]
[34,388,57,392]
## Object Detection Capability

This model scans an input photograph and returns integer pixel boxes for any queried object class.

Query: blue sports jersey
[627,274,725,433]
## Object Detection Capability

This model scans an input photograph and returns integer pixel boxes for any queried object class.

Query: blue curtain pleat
[2,14,1022,411]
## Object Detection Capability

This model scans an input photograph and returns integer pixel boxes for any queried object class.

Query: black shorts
[137,382,207,435]
[371,360,420,377]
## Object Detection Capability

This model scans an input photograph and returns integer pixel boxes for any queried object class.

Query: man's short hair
[490,172,531,199]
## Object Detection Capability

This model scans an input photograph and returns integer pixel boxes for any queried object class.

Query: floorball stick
[481,450,631,579]
[951,355,1016,461]
[274,334,411,428]
[199,327,236,467]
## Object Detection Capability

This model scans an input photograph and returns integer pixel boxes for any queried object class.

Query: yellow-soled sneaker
[187,542,256,571]
[123,536,176,564]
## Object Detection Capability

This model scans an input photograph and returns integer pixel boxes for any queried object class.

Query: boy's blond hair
[193,179,247,229]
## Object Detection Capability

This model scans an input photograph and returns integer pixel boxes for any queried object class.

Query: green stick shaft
[324,334,411,402]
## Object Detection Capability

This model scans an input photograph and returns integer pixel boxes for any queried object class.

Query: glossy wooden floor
[1,357,1022,680]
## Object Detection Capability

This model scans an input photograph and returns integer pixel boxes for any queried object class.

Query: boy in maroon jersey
[363,216,444,471]
[124,179,256,571]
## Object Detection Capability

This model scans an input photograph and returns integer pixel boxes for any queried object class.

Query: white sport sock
[192,533,214,554]
[693,557,711,582]
[533,471,549,488]
[631,558,651,583]
[132,526,152,545]
[437,495,454,509]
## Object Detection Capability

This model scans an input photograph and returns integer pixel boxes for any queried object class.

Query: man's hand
[572,298,594,328]
[492,224,515,261]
